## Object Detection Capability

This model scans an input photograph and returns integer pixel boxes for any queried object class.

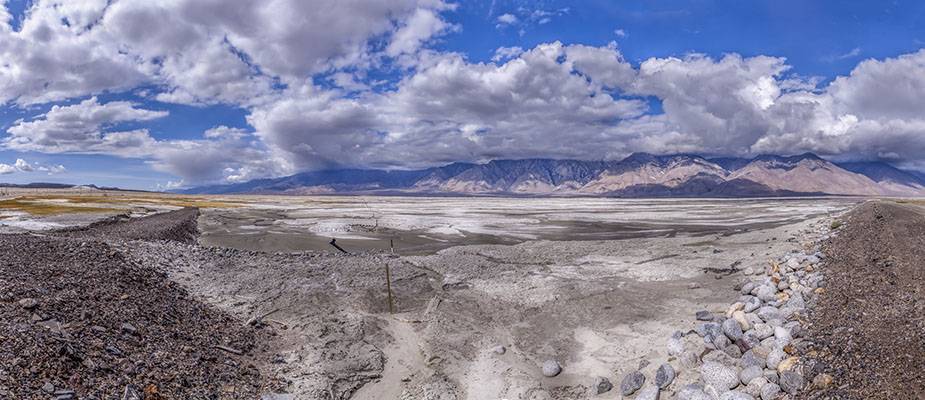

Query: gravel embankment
[51,207,200,243]
[803,201,925,399]
[0,208,277,399]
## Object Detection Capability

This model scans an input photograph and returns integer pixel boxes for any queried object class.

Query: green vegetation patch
[830,221,843,230]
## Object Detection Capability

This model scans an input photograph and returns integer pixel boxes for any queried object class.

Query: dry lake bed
[0,192,860,398]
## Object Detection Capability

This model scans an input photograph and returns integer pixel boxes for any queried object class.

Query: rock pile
[566,217,844,399]
[651,219,840,400]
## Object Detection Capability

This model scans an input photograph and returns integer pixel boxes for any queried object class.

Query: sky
[1,0,924,190]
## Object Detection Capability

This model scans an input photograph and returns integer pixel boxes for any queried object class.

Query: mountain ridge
[175,153,925,197]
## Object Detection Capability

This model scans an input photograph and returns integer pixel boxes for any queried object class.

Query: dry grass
[0,197,125,215]
[0,193,244,215]
[892,199,925,206]
[35,194,245,208]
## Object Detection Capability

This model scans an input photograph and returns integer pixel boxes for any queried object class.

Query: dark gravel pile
[0,209,275,399]
[803,202,925,399]
[52,207,200,244]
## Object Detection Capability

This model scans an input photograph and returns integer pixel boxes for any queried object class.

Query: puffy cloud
[827,49,925,120]
[4,0,925,185]
[5,97,168,156]
[387,5,458,57]
[627,53,790,154]
[249,42,646,170]
[156,179,184,190]
[0,158,63,174]
[495,13,517,26]
[491,46,523,62]
[204,126,250,139]
[13,158,33,171]
[0,0,457,106]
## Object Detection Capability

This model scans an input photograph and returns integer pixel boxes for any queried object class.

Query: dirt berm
[803,201,925,398]
[0,208,280,399]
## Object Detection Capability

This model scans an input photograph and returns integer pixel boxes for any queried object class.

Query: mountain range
[176,153,925,197]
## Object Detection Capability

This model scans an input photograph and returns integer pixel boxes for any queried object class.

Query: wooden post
[385,263,393,314]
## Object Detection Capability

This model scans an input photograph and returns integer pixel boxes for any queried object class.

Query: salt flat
[198,196,855,255]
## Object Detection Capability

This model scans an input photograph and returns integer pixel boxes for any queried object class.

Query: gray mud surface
[145,199,856,399]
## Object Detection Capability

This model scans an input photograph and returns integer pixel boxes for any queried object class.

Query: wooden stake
[385,263,393,314]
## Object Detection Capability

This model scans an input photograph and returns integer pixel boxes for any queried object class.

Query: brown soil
[803,201,925,399]
[0,208,278,399]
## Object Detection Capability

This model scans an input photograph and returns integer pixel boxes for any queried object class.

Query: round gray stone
[667,337,685,356]
[680,350,699,370]
[696,310,714,321]
[723,318,744,342]
[741,282,757,295]
[621,370,645,396]
[701,361,739,390]
[712,332,731,349]
[745,377,768,397]
[742,331,761,348]
[755,285,777,302]
[740,365,763,386]
[740,350,766,370]
[760,382,781,400]
[542,360,561,377]
[744,297,761,313]
[635,385,660,400]
[655,363,675,389]
[675,384,711,400]
[757,307,783,322]
[591,376,612,395]
[754,324,774,340]
[766,347,786,370]
[779,370,803,394]
[696,322,712,338]
[719,391,755,400]
[722,344,742,359]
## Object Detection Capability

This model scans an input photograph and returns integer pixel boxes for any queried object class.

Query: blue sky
[1,0,924,189]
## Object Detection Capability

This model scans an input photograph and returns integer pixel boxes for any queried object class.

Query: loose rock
[621,370,645,396]
[740,365,763,386]
[701,361,739,390]
[591,376,612,395]
[759,383,780,400]
[655,363,675,389]
[779,370,803,394]
[18,298,38,309]
[696,310,714,321]
[723,318,744,341]
[719,391,755,400]
[541,360,561,377]
[635,385,660,400]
